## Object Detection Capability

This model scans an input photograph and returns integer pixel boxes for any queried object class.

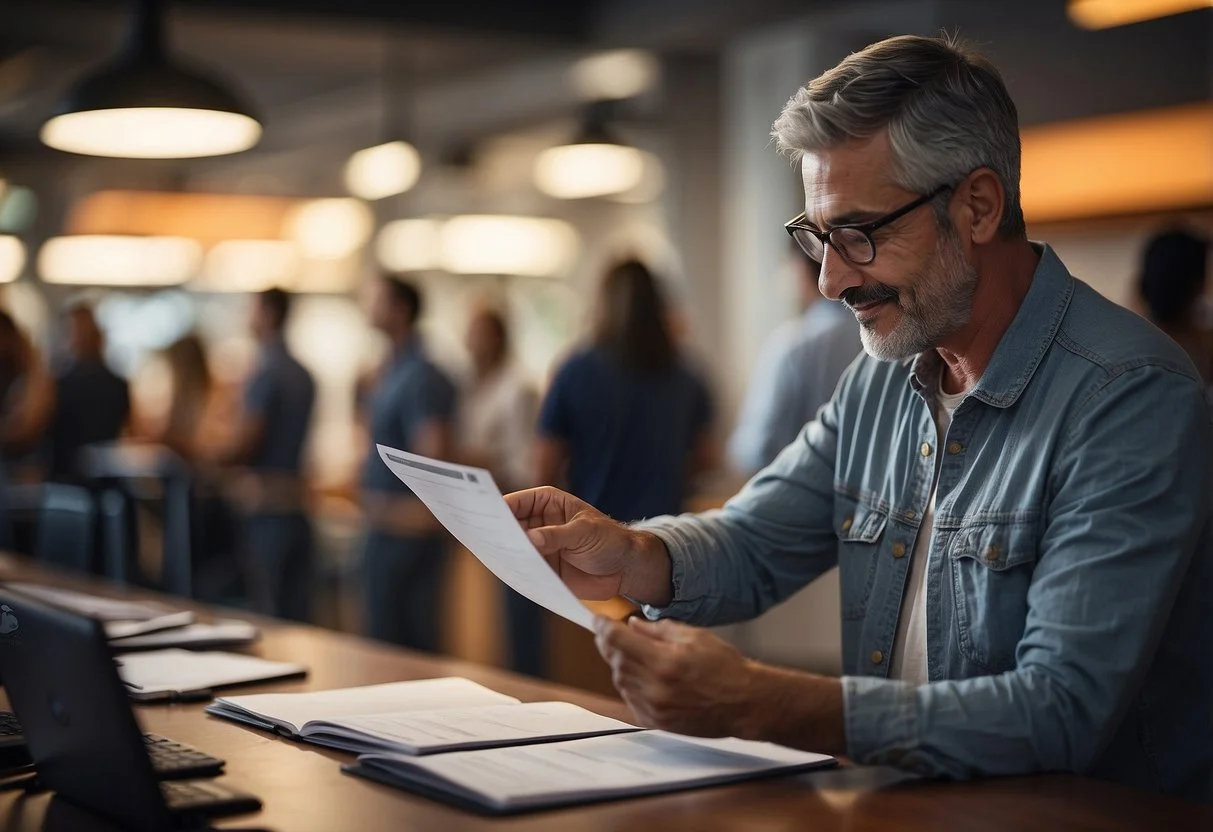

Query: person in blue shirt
[360,275,457,651]
[506,35,1213,800]
[728,244,861,476]
[223,288,316,621]
[536,259,714,523]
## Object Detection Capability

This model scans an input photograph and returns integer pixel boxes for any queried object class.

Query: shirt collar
[909,243,1073,409]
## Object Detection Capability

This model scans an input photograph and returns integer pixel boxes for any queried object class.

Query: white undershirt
[888,378,966,684]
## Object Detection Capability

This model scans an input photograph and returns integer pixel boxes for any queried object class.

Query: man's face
[365,279,397,334]
[800,131,977,361]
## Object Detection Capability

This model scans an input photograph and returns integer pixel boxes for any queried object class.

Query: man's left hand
[592,615,761,738]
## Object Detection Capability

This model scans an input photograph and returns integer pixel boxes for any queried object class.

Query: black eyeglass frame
[784,184,953,266]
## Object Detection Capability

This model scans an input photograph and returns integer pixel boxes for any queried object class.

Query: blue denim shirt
[640,245,1213,799]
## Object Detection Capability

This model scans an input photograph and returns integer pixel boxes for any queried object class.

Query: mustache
[841,283,899,309]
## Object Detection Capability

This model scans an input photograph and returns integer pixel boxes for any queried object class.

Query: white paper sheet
[116,648,305,698]
[109,619,259,650]
[331,701,635,750]
[376,445,596,629]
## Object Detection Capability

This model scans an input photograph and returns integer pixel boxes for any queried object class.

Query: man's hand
[593,615,848,754]
[505,486,672,605]
[593,616,758,737]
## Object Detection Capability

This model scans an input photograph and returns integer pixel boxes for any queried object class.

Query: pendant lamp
[41,0,261,159]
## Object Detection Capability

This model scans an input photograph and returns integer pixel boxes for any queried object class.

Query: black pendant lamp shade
[41,0,262,159]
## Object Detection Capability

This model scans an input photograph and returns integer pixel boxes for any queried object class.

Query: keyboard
[143,733,225,779]
[0,711,21,737]
[160,779,262,816]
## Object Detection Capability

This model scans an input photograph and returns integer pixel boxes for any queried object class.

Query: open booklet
[343,730,836,814]
[205,677,638,755]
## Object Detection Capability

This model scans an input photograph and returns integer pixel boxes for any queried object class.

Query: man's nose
[817,245,864,302]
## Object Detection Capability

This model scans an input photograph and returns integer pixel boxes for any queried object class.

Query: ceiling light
[345,141,422,201]
[41,0,261,159]
[376,218,443,273]
[198,240,300,292]
[535,143,647,200]
[440,215,578,277]
[535,101,647,199]
[39,235,201,286]
[0,236,25,283]
[286,199,374,260]
[571,50,659,100]
[1068,0,1213,28]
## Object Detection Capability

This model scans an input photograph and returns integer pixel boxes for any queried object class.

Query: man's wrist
[735,661,847,755]
[620,529,673,607]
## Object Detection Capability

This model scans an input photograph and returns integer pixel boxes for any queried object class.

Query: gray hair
[771,34,1025,237]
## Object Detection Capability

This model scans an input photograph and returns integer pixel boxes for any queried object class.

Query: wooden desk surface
[2,555,1211,832]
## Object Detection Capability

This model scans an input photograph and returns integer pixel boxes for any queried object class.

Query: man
[506,35,1212,798]
[47,305,125,482]
[728,243,861,475]
[360,275,457,650]
[224,288,316,621]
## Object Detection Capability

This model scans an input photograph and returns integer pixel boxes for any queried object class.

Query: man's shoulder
[1054,278,1202,385]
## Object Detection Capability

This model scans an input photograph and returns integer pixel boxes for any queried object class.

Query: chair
[97,488,140,585]
[33,484,98,574]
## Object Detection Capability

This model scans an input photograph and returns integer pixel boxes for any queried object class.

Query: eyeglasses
[784,184,952,266]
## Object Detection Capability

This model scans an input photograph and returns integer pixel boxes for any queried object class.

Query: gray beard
[860,230,978,362]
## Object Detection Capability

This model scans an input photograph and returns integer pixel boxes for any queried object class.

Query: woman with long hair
[536,260,714,522]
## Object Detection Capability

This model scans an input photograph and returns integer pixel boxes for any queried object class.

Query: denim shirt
[640,245,1213,798]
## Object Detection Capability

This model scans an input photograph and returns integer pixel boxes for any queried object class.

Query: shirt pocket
[835,495,888,620]
[948,519,1039,672]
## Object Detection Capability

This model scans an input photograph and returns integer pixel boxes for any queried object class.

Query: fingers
[627,617,695,644]
[593,615,667,667]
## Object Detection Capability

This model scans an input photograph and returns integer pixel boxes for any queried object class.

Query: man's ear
[959,168,1005,245]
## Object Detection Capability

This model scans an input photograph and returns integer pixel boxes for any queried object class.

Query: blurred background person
[0,310,54,480]
[156,334,220,463]
[457,303,543,675]
[1137,228,1212,387]
[536,259,714,523]
[727,244,861,477]
[218,288,316,622]
[46,303,129,483]
[360,275,457,650]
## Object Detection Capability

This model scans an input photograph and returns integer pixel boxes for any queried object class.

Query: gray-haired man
[507,35,1212,798]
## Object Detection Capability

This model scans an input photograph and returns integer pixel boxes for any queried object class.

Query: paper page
[214,678,519,734]
[360,731,834,806]
[116,649,305,696]
[110,619,258,650]
[324,702,635,751]
[104,611,197,640]
[376,446,595,629]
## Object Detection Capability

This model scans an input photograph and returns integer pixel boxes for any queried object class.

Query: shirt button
[947,441,964,455]
[841,516,853,532]
[985,545,1001,562]
[920,442,932,457]
[870,650,884,665]
[891,542,907,558]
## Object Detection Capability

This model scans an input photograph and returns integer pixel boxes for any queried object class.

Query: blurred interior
[0,0,1209,696]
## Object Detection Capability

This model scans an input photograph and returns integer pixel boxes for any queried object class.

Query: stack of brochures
[2,582,260,651]
[207,677,836,814]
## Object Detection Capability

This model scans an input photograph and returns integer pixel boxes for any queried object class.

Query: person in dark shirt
[47,305,128,482]
[222,288,316,621]
[360,275,457,651]
[536,259,714,522]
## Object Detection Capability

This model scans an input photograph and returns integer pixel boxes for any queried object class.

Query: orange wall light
[1019,103,1213,224]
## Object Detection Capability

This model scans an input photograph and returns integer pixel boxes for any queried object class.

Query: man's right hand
[505,486,673,606]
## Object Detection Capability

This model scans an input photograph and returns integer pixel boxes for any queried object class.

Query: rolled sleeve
[842,676,921,769]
